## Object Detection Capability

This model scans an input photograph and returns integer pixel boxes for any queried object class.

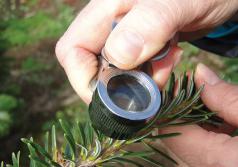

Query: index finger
[55,0,135,103]
[56,0,135,63]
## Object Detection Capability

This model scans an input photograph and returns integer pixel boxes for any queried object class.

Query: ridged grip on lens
[89,90,146,140]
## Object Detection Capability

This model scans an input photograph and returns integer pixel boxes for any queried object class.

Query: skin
[161,64,238,167]
[55,0,238,166]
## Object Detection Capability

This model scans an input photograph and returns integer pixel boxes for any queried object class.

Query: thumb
[195,63,238,127]
[105,0,184,69]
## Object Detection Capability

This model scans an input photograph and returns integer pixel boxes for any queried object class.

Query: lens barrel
[89,68,161,140]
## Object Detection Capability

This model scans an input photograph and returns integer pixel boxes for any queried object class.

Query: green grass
[0,5,74,49]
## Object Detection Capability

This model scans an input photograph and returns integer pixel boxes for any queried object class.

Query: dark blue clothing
[192,21,238,58]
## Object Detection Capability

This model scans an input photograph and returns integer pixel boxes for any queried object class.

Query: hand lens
[88,23,174,139]
[88,42,173,139]
[89,66,161,139]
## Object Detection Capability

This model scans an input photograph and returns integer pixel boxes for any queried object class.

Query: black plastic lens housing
[89,68,161,140]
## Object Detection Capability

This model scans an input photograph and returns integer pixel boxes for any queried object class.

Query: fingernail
[197,63,220,85]
[107,30,144,65]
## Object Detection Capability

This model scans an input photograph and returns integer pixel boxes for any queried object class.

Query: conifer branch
[2,72,220,167]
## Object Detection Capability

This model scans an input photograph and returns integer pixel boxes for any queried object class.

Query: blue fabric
[207,21,238,38]
[192,21,238,58]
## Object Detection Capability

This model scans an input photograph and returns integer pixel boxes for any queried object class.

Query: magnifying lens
[89,67,161,139]
[88,23,174,140]
[88,42,173,139]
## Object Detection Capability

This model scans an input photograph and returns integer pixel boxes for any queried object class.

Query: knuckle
[92,0,122,14]
[55,38,67,66]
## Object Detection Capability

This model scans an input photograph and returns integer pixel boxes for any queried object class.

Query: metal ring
[151,41,171,61]
[98,68,161,120]
[89,68,161,139]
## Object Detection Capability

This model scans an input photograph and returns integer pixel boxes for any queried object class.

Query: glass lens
[107,74,151,112]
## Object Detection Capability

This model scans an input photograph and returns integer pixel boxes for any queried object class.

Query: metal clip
[89,48,111,91]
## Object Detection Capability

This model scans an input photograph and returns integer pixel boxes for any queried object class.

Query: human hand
[161,64,238,167]
[55,0,238,103]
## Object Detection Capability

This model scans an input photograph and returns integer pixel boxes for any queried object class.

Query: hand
[161,64,238,167]
[55,0,238,103]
